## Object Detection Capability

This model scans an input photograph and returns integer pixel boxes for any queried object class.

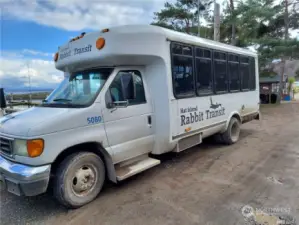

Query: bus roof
[55,25,257,71]
[60,25,256,57]
[94,25,257,57]
[158,26,257,57]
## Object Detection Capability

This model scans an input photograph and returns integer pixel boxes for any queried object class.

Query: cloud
[2,49,54,60]
[1,0,167,31]
[0,53,63,89]
[22,49,53,57]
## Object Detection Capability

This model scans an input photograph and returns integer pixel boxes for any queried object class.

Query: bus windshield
[43,68,113,107]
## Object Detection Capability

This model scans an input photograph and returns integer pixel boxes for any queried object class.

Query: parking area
[1,102,299,225]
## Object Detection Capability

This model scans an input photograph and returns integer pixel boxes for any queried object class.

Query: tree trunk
[284,0,289,39]
[278,0,289,103]
[185,19,190,34]
[229,0,236,46]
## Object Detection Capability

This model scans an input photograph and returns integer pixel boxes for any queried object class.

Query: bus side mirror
[0,88,7,109]
[105,90,129,109]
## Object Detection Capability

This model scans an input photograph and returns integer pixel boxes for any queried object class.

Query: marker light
[185,127,192,132]
[27,139,44,158]
[70,32,86,42]
[54,52,59,62]
[102,28,109,33]
[79,32,86,38]
[96,37,105,50]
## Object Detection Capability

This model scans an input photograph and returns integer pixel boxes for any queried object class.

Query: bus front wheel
[54,152,105,208]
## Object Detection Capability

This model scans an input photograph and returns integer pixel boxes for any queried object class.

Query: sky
[0,0,169,90]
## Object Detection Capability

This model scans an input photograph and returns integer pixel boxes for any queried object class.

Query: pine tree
[151,0,213,36]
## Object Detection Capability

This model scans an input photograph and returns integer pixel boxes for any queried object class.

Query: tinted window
[196,48,211,58]
[240,56,249,63]
[172,44,192,56]
[182,46,193,56]
[172,44,182,55]
[249,57,256,90]
[214,52,226,60]
[240,63,250,90]
[214,51,227,93]
[228,62,240,91]
[228,54,239,62]
[196,58,213,95]
[172,55,195,97]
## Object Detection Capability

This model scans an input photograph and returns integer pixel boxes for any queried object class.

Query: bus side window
[214,51,228,93]
[228,54,240,92]
[171,43,195,98]
[108,70,146,106]
[240,56,250,91]
[195,48,213,95]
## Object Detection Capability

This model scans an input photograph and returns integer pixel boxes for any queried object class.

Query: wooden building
[259,75,287,104]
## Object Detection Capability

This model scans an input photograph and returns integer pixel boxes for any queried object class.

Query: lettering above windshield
[59,44,92,60]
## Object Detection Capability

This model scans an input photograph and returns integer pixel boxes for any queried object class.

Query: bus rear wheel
[54,152,105,208]
[221,117,241,145]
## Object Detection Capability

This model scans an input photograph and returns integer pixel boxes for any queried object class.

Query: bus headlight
[13,139,44,158]
[13,139,28,156]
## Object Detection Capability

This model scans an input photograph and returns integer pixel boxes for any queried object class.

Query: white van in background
[0,25,260,208]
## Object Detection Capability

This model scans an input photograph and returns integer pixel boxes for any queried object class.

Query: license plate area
[6,179,21,196]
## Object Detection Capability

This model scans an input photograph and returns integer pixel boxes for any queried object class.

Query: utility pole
[197,0,202,37]
[197,0,206,37]
[214,2,220,41]
[278,0,289,103]
[26,62,32,105]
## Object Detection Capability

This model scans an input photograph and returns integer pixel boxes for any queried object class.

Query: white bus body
[0,25,259,208]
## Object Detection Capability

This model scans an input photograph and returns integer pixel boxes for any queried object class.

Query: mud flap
[254,112,261,120]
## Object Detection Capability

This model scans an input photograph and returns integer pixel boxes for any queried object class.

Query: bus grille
[0,136,13,156]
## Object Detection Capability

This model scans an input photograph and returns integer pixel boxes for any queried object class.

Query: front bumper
[0,155,51,196]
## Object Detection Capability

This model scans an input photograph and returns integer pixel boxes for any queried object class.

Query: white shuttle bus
[0,25,260,208]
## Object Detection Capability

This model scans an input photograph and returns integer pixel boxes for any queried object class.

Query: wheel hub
[72,166,96,195]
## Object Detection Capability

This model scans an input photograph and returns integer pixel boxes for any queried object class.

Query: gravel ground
[1,102,299,225]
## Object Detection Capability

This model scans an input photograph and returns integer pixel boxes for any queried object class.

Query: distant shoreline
[5,91,51,101]
[4,90,53,94]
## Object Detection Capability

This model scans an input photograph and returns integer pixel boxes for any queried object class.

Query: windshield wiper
[53,98,72,102]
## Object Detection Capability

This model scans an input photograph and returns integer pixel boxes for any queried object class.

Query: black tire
[213,133,224,144]
[54,152,105,208]
[221,117,241,145]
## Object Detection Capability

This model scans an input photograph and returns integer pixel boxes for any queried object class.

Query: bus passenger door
[102,68,154,163]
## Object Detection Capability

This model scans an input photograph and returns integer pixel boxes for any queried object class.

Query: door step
[115,155,160,181]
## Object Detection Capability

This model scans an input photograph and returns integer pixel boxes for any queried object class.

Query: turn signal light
[96,37,105,50]
[27,139,44,158]
[54,52,59,62]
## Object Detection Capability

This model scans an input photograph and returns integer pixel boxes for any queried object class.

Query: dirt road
[1,103,299,225]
